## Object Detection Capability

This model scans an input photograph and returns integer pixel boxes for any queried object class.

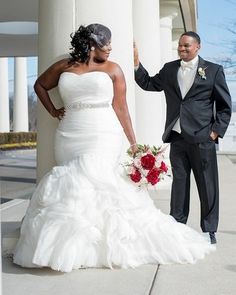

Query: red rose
[160,161,168,173]
[130,169,142,183]
[141,154,156,170]
[146,168,160,185]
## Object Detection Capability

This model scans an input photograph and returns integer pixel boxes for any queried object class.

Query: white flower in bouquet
[124,143,169,187]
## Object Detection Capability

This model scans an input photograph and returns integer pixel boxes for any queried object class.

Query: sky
[197,0,236,100]
[8,0,236,101]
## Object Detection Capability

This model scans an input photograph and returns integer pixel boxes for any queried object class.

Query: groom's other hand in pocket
[133,41,140,68]
[210,131,218,141]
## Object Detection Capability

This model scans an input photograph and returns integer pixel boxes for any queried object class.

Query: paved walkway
[1,149,236,295]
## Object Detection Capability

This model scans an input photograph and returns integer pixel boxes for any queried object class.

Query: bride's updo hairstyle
[69,23,111,63]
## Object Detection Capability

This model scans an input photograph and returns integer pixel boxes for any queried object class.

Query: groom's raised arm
[134,63,164,92]
[133,42,164,92]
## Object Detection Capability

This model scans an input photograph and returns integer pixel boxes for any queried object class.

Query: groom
[134,31,232,244]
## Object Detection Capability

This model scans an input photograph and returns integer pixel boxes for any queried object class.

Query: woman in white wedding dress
[13,24,215,273]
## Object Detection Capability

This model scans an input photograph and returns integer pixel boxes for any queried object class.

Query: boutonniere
[198,67,207,80]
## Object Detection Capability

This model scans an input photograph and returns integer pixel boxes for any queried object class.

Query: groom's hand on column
[133,41,140,68]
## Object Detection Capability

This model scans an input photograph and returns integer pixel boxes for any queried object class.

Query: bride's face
[93,40,112,62]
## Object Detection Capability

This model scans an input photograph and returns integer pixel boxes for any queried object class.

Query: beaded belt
[65,101,110,110]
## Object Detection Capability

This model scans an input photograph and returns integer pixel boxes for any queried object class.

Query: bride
[13,23,215,273]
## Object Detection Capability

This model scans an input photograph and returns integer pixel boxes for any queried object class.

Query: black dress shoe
[209,232,217,244]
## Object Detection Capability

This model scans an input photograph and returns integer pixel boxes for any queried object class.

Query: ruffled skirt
[13,153,215,272]
[13,107,215,272]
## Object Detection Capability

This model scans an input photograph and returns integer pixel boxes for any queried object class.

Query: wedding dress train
[13,71,215,272]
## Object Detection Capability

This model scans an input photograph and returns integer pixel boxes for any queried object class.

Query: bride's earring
[91,46,95,51]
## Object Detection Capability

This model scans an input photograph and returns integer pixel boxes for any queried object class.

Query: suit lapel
[183,56,206,100]
[172,60,182,100]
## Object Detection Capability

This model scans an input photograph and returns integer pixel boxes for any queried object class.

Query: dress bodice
[58,71,113,107]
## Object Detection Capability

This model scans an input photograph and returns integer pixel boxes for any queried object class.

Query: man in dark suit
[134,31,232,244]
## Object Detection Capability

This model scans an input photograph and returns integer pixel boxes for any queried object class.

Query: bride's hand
[51,107,65,120]
[130,143,138,156]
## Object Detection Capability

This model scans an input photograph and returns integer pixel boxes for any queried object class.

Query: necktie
[180,60,194,70]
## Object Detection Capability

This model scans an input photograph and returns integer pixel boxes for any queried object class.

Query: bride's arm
[111,64,137,153]
[34,59,68,119]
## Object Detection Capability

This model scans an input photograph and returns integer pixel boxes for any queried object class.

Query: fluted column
[13,57,28,132]
[37,0,134,180]
[133,0,164,145]
[0,58,10,132]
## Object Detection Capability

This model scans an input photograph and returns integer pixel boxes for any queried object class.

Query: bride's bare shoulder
[107,61,121,70]
[106,61,124,79]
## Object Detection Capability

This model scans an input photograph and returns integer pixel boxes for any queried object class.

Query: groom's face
[178,36,200,62]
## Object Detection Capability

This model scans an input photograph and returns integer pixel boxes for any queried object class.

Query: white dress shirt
[172,55,199,133]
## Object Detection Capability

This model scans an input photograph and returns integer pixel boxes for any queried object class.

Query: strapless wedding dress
[13,71,215,272]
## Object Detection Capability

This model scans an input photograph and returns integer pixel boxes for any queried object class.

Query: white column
[159,1,179,148]
[37,0,134,180]
[0,58,10,132]
[160,17,173,64]
[13,57,28,132]
[160,0,178,65]
[133,0,164,146]
[74,0,135,125]
[172,28,183,60]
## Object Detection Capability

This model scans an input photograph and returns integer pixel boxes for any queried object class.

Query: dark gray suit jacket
[135,57,232,143]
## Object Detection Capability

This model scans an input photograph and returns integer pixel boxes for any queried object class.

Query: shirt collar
[180,55,199,69]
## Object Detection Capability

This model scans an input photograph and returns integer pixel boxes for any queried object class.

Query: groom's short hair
[180,31,201,44]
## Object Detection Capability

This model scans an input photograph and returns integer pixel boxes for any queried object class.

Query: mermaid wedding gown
[13,71,215,272]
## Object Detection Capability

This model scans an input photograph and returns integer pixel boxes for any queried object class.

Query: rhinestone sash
[65,101,110,110]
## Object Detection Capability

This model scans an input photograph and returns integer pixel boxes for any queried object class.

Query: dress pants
[169,131,219,232]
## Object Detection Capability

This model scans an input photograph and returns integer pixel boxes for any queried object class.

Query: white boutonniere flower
[198,67,207,80]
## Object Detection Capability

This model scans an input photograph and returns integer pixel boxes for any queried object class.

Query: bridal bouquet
[124,144,169,187]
